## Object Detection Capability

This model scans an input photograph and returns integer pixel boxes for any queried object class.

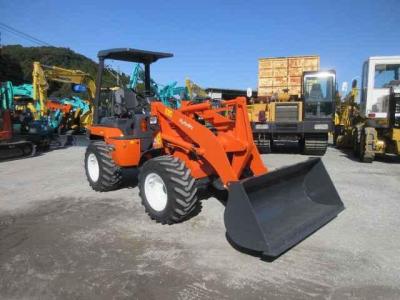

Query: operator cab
[93,48,173,140]
[303,71,336,119]
[94,48,173,123]
[360,56,400,121]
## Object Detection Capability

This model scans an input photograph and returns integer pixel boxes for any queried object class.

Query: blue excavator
[127,63,188,109]
[0,82,39,160]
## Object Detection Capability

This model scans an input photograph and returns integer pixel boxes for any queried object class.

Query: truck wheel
[352,129,360,156]
[139,155,199,224]
[359,128,375,163]
[85,141,122,191]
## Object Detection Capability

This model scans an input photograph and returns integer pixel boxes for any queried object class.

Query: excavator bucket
[224,158,344,257]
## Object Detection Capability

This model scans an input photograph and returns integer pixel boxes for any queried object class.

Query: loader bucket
[224,158,344,257]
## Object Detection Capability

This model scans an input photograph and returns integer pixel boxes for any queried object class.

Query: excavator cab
[86,48,344,258]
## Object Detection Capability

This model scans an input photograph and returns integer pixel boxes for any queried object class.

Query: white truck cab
[361,56,400,119]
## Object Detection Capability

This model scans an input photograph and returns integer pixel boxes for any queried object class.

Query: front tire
[85,141,122,191]
[139,155,199,224]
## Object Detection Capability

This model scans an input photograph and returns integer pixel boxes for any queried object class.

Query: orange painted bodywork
[89,97,268,186]
[89,126,141,167]
[151,97,268,186]
[45,100,73,113]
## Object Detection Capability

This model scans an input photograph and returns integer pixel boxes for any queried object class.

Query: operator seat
[309,83,323,101]
[100,88,139,135]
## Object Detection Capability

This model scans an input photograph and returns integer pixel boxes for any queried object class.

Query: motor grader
[84,48,344,257]
[335,56,400,162]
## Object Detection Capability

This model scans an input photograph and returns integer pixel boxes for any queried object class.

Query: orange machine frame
[152,97,267,185]
[89,97,268,186]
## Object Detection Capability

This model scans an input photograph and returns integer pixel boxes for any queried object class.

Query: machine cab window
[374,64,400,88]
[303,72,335,118]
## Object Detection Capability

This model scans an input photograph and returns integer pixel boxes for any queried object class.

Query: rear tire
[359,128,375,163]
[139,155,199,224]
[352,129,360,156]
[85,141,122,191]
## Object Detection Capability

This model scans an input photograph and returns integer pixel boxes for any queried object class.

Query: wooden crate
[259,58,288,69]
[258,77,273,86]
[287,85,301,95]
[288,76,302,85]
[288,67,303,77]
[258,55,320,97]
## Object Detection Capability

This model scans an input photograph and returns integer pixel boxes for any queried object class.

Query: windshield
[374,64,400,88]
[303,75,335,118]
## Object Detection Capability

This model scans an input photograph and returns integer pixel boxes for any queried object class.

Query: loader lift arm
[151,98,267,185]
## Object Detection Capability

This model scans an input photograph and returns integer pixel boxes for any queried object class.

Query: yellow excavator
[185,78,209,101]
[32,62,96,128]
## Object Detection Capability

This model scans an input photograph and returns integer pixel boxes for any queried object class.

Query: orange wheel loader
[84,48,344,257]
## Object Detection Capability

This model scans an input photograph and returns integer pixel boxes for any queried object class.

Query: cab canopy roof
[97,48,173,64]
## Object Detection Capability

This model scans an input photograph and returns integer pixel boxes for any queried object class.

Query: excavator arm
[33,62,96,104]
[185,78,209,101]
[32,62,96,126]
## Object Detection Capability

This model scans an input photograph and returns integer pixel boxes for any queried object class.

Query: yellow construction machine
[185,78,209,101]
[334,56,400,162]
[32,62,96,128]
[250,70,336,155]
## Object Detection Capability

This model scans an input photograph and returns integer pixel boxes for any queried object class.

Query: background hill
[0,45,129,97]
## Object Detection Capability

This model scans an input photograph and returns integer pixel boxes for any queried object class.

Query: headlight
[314,124,329,130]
[149,116,158,125]
[255,124,269,130]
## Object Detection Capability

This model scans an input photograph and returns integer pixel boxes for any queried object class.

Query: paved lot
[0,146,400,299]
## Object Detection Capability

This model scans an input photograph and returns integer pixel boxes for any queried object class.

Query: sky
[1,0,399,92]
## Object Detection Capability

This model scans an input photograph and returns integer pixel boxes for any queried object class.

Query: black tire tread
[85,141,122,192]
[303,138,328,156]
[139,155,199,224]
[359,127,376,163]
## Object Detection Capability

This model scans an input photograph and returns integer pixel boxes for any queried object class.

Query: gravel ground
[0,146,399,299]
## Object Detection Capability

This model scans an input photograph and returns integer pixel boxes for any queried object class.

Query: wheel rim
[144,173,168,212]
[87,153,100,182]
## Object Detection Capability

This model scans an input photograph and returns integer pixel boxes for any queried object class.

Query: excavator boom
[32,62,96,127]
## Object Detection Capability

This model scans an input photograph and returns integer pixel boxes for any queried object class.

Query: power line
[0,22,52,46]
[0,22,52,47]
[0,27,45,46]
